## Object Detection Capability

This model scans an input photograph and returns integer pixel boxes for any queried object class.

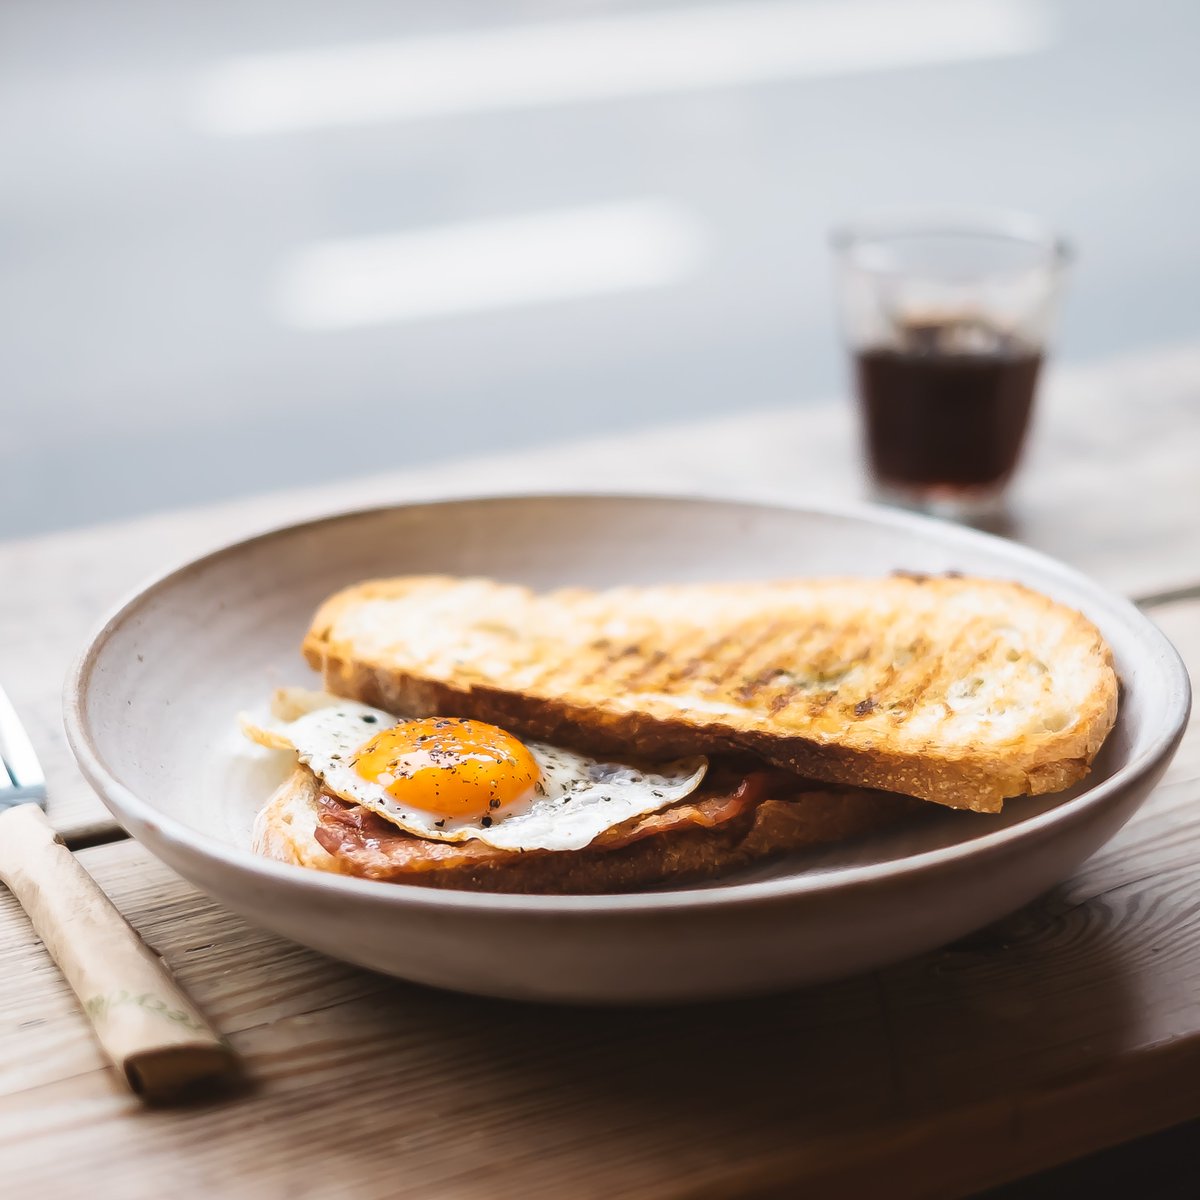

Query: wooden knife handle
[0,804,240,1101]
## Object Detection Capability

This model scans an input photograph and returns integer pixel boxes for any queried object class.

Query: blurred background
[3,0,1198,538]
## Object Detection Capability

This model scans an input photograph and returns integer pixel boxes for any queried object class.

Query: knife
[0,684,240,1100]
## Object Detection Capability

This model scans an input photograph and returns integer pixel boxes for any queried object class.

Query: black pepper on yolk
[351,717,541,819]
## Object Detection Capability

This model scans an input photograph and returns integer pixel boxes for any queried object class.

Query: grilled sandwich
[247,687,920,893]
[302,574,1119,813]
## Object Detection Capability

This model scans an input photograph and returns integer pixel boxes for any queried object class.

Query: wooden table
[2,345,1198,1198]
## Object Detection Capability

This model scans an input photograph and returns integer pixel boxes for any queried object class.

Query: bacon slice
[312,766,790,880]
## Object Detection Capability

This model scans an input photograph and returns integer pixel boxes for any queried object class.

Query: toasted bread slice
[302,575,1118,813]
[253,768,350,875]
[254,765,921,894]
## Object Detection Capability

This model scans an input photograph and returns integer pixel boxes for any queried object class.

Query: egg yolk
[352,717,540,819]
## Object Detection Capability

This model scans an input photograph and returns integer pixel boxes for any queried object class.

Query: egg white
[248,700,708,852]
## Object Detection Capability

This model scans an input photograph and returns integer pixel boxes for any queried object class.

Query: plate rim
[63,491,1193,915]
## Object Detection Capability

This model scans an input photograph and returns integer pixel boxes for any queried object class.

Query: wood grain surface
[0,599,1195,1200]
[3,345,1198,843]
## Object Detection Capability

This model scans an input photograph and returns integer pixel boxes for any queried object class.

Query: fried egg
[246,700,707,852]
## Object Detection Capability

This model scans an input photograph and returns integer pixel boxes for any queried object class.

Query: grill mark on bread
[666,633,734,686]
[724,619,811,700]
[877,633,935,719]
[893,618,990,718]
[622,647,671,688]
[535,636,637,691]
[576,642,650,690]
[892,660,940,718]
[759,623,866,721]
[805,688,841,721]
[704,620,790,691]
[941,618,1003,681]
[911,619,1006,724]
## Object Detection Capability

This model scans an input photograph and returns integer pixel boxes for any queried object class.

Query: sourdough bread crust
[252,768,349,874]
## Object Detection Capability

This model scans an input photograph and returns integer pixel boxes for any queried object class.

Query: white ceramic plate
[65,496,1190,1003]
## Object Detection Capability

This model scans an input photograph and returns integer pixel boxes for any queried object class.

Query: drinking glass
[832,212,1071,522]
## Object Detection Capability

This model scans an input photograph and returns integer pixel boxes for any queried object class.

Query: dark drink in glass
[832,216,1069,520]
[856,323,1041,496]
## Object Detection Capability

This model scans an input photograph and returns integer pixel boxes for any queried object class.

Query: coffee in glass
[833,214,1070,521]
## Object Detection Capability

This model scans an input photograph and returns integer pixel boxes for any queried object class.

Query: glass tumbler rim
[830,209,1072,280]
